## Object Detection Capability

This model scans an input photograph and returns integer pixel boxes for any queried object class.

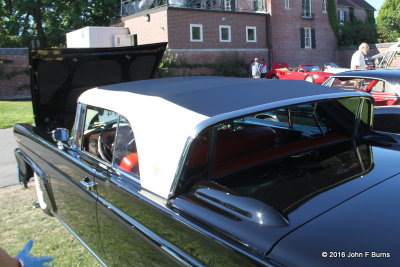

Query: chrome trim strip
[54,214,107,267]
[111,178,274,266]
[96,192,203,267]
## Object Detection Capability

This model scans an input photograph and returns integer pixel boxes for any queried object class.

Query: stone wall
[0,48,30,100]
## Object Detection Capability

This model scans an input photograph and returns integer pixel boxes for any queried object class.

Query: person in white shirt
[251,58,261,78]
[350,43,369,70]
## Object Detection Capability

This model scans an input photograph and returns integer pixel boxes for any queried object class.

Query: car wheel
[34,172,52,216]
[305,76,314,83]
[272,75,279,80]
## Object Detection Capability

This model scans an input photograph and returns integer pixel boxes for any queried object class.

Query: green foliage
[0,0,121,48]
[338,20,377,46]
[157,52,249,78]
[327,0,339,39]
[349,7,356,23]
[157,52,189,77]
[366,9,375,24]
[376,0,400,42]
[210,53,248,77]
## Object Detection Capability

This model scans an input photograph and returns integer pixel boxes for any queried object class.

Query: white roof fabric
[78,76,363,198]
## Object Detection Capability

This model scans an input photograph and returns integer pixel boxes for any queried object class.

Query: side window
[113,116,140,177]
[371,80,394,93]
[82,106,118,162]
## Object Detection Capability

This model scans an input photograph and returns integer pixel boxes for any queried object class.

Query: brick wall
[122,7,169,45]
[123,7,267,65]
[269,0,337,67]
[0,49,30,100]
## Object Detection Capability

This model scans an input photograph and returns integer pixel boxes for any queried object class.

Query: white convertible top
[78,76,366,198]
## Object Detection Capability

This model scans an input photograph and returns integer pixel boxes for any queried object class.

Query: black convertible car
[14,44,400,266]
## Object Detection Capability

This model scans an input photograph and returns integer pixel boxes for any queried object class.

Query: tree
[376,0,400,42]
[0,0,120,48]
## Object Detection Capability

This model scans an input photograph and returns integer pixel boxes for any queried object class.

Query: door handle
[80,177,97,189]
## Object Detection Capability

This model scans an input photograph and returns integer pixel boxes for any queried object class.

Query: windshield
[302,65,321,72]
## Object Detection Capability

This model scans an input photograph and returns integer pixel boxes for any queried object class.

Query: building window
[219,25,231,42]
[190,24,203,42]
[338,10,345,24]
[300,27,315,49]
[223,0,233,10]
[246,26,257,42]
[301,0,312,17]
[322,0,327,13]
[285,0,290,9]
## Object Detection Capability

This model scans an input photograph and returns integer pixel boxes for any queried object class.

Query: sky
[365,0,386,17]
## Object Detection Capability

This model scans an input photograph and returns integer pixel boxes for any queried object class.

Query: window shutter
[300,28,305,48]
[337,11,340,23]
[344,11,347,23]
[311,28,316,49]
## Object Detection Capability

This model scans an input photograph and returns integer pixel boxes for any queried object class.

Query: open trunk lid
[29,43,167,130]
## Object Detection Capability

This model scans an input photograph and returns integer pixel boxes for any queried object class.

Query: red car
[266,62,333,84]
[323,70,400,106]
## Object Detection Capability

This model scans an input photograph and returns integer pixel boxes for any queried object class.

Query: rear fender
[14,148,57,213]
[14,149,33,186]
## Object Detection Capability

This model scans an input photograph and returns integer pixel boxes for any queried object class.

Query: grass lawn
[0,183,101,266]
[0,101,34,129]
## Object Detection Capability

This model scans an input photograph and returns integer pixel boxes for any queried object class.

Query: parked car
[14,45,400,266]
[266,62,333,83]
[371,42,400,69]
[322,62,350,73]
[323,69,400,106]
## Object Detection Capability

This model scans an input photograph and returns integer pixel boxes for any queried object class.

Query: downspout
[265,1,273,70]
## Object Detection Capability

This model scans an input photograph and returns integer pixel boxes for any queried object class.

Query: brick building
[336,0,375,25]
[112,0,374,66]
[120,0,268,64]
[267,0,336,66]
[0,48,30,99]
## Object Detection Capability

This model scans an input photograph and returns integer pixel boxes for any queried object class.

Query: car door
[92,115,187,266]
[44,107,108,258]
[93,115,257,266]
[53,104,120,262]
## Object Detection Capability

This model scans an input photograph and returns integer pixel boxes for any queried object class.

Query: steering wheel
[98,130,114,162]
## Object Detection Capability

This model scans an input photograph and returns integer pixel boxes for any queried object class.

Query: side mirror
[52,128,69,149]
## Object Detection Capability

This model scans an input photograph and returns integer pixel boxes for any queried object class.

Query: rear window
[181,97,373,213]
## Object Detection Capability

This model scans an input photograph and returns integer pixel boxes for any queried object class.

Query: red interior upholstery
[120,152,139,173]
[187,124,347,178]
[187,126,276,170]
[214,133,347,176]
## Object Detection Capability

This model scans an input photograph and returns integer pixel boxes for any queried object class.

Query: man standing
[350,43,369,70]
[260,59,267,78]
[251,58,261,78]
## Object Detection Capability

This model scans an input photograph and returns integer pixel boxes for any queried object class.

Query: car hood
[268,168,400,266]
[29,43,167,129]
